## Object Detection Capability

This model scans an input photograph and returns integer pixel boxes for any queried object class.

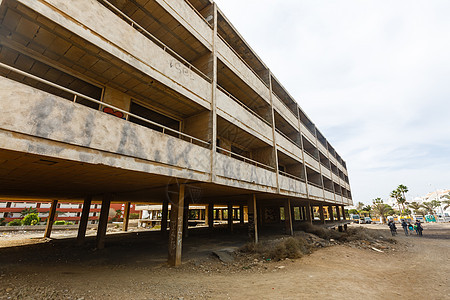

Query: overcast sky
[214,0,450,204]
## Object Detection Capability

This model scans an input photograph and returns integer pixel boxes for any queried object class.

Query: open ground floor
[0,223,449,299]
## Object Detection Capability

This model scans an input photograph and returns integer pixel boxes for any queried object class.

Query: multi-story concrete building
[0,0,352,265]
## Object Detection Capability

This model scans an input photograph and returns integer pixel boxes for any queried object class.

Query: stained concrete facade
[0,0,352,264]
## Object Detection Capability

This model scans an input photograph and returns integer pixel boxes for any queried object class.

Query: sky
[214,0,450,205]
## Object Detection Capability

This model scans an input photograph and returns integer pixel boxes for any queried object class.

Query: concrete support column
[168,184,185,267]
[122,202,131,232]
[328,205,334,222]
[284,199,293,236]
[161,196,169,233]
[319,204,325,224]
[208,204,214,229]
[77,196,92,245]
[96,194,112,250]
[239,205,244,224]
[342,205,347,220]
[44,199,58,238]
[305,203,312,224]
[183,202,189,238]
[336,205,341,221]
[248,195,258,243]
[227,203,233,232]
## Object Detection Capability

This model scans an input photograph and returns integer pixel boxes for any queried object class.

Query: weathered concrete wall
[215,153,277,190]
[278,175,307,196]
[0,77,211,179]
[251,146,275,168]
[19,0,211,109]
[183,111,211,142]
[102,87,131,112]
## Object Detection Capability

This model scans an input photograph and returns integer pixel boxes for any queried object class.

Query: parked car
[350,214,360,224]
[358,217,372,224]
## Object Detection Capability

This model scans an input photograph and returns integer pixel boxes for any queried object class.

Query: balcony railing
[183,0,213,28]
[99,0,211,82]
[275,128,301,149]
[217,34,269,89]
[272,92,298,118]
[279,170,305,182]
[0,62,210,149]
[308,181,323,189]
[217,146,275,172]
[217,85,271,126]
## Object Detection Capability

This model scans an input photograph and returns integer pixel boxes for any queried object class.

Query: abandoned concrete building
[0,0,352,266]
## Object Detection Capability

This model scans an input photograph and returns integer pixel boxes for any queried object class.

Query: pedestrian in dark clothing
[401,220,409,236]
[388,220,397,236]
[415,220,423,236]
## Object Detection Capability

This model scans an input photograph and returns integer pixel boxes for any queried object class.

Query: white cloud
[215,0,450,203]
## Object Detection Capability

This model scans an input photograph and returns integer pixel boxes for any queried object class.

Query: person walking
[415,220,423,236]
[401,219,409,236]
[388,220,397,236]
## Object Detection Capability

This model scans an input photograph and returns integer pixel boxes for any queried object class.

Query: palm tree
[356,202,364,213]
[441,193,450,210]
[372,198,391,224]
[390,189,402,211]
[408,202,422,214]
[421,201,440,215]
[397,184,409,202]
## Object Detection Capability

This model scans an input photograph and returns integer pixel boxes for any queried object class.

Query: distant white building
[410,189,450,215]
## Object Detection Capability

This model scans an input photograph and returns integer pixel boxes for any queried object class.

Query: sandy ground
[0,223,449,300]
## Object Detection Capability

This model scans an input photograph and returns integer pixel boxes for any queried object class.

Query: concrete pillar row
[284,199,293,236]
[248,194,258,243]
[44,199,58,238]
[168,184,185,267]
[328,205,334,222]
[319,204,325,224]
[96,194,112,250]
[122,201,131,232]
[77,196,92,245]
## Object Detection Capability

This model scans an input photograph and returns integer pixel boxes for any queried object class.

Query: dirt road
[1,223,449,299]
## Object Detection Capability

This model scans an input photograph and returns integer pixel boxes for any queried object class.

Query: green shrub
[21,213,40,225]
[8,219,22,226]
[65,221,74,225]
[54,220,66,225]
[129,213,140,219]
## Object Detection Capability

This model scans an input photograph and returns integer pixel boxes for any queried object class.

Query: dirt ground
[0,222,449,300]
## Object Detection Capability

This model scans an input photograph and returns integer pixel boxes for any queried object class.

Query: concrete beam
[77,196,92,245]
[96,194,112,250]
[168,184,185,267]
[122,201,131,232]
[44,199,58,238]
[248,194,258,243]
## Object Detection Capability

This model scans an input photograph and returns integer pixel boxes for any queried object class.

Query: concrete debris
[213,250,235,263]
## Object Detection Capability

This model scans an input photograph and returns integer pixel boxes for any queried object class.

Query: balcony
[271,76,298,117]
[216,35,270,103]
[0,74,212,181]
[16,0,212,109]
[215,151,277,192]
[278,172,307,196]
[217,60,272,124]
[217,10,270,86]
[216,87,273,145]
[272,93,299,130]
